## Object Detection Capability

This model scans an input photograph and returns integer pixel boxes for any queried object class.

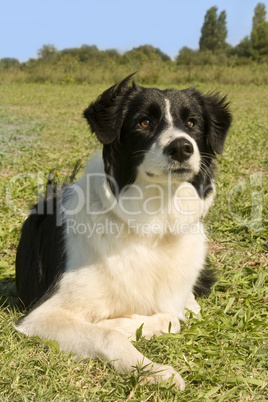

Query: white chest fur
[59,155,208,322]
[62,229,206,321]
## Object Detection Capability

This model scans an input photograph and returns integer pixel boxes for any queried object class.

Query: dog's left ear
[84,74,136,145]
[203,93,232,154]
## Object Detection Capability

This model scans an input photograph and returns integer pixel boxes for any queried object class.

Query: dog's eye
[186,119,195,129]
[140,119,150,128]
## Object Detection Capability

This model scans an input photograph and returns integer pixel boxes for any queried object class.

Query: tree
[125,45,170,64]
[217,10,228,49]
[251,21,268,57]
[176,47,196,64]
[199,6,228,53]
[251,3,268,58]
[38,44,58,61]
[252,2,266,29]
[61,45,100,62]
[0,58,19,68]
[233,36,253,58]
[176,47,199,81]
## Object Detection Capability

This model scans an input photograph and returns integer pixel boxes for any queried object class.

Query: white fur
[16,151,214,390]
[165,99,173,126]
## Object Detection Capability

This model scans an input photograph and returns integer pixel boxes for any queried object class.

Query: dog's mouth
[145,167,194,180]
[172,168,192,175]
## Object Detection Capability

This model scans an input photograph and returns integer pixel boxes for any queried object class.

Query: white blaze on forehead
[165,99,173,126]
[138,97,201,180]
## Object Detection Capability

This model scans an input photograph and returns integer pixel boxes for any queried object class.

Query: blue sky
[1,0,267,61]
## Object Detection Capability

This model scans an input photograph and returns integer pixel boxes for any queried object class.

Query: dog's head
[84,74,232,196]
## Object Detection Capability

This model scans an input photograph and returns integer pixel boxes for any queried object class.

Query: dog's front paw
[146,363,185,390]
[132,313,180,339]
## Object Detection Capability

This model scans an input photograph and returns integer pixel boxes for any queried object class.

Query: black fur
[16,195,66,308]
[83,74,137,145]
[16,163,82,308]
[193,257,217,297]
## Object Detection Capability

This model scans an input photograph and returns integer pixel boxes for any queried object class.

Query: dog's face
[84,75,232,197]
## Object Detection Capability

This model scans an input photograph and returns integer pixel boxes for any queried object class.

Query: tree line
[0,3,267,85]
[177,3,268,65]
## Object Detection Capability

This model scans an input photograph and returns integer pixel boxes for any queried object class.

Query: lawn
[0,81,267,401]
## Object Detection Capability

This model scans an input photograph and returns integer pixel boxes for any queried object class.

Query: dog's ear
[203,93,232,154]
[84,73,136,145]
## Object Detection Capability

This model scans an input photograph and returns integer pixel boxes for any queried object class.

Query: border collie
[15,74,232,390]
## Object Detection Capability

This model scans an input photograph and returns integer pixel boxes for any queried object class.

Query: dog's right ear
[83,74,136,145]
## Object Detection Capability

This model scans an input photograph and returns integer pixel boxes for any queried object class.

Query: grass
[0,80,267,401]
[1,62,268,86]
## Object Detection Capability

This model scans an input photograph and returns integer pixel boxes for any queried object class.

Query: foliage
[125,44,171,65]
[251,3,268,60]
[0,58,19,68]
[232,36,254,59]
[251,20,268,59]
[233,2,268,60]
[37,44,58,61]
[253,2,267,29]
[199,7,228,53]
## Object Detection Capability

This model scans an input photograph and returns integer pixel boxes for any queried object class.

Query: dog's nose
[164,138,194,162]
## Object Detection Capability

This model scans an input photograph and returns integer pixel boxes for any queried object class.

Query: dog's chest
[61,231,206,321]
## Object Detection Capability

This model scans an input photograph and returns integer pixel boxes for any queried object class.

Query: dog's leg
[15,307,185,390]
[184,292,201,315]
[97,313,180,340]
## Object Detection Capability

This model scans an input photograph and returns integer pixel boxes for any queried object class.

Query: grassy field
[0,80,267,401]
[1,61,268,87]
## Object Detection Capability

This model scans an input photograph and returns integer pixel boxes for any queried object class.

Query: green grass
[0,81,267,401]
[1,61,268,86]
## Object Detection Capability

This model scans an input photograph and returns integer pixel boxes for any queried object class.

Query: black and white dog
[15,75,232,390]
